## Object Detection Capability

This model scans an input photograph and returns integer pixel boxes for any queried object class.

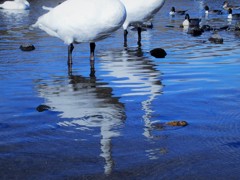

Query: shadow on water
[35,60,126,175]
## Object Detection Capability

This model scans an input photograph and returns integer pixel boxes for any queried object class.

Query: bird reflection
[36,61,126,175]
[0,8,29,25]
[99,47,163,140]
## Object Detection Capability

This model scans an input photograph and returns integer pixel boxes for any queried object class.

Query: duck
[0,0,29,10]
[228,8,240,19]
[182,14,201,28]
[169,6,188,16]
[223,1,240,10]
[120,0,165,46]
[204,5,223,15]
[32,0,126,65]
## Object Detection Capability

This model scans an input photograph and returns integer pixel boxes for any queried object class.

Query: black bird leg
[90,42,96,60]
[137,27,142,47]
[124,29,128,47]
[68,43,74,65]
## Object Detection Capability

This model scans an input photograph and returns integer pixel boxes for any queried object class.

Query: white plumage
[120,0,165,46]
[33,0,126,64]
[0,0,29,10]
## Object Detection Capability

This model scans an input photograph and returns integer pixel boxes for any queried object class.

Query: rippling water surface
[1,0,240,179]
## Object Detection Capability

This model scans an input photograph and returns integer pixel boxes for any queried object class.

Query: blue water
[1,0,240,179]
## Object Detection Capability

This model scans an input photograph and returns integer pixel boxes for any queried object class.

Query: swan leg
[137,27,142,47]
[68,43,74,65]
[90,42,96,60]
[90,58,96,78]
[124,30,128,47]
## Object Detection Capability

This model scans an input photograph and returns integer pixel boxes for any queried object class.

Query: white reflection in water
[99,47,163,139]
[0,9,29,24]
[36,64,125,175]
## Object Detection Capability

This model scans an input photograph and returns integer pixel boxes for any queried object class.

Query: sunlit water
[1,0,240,179]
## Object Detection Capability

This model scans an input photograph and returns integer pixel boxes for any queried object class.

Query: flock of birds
[0,0,240,64]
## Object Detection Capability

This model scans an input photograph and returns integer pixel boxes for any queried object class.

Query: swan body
[0,0,29,10]
[42,6,53,11]
[33,0,126,63]
[120,0,165,46]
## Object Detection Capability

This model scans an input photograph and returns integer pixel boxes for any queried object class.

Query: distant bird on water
[228,8,240,20]
[204,5,223,15]
[223,1,240,10]
[169,6,188,16]
[0,0,29,10]
[120,0,165,46]
[32,0,126,64]
[182,14,201,28]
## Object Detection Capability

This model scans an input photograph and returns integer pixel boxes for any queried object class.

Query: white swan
[120,0,165,46]
[0,0,29,10]
[32,0,126,64]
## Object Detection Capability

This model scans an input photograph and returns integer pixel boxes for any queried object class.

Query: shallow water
[1,0,240,179]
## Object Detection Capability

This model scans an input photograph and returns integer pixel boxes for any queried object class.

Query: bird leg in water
[68,43,74,65]
[90,58,96,78]
[90,42,96,60]
[124,29,128,47]
[137,27,142,47]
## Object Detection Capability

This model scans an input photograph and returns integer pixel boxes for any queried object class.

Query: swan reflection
[99,47,163,138]
[36,62,126,175]
[99,47,166,160]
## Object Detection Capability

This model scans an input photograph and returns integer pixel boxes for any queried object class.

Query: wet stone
[208,32,223,44]
[166,121,188,127]
[20,44,35,51]
[150,48,167,58]
[36,105,51,112]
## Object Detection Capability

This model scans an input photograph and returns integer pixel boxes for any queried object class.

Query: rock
[166,121,188,126]
[150,48,167,58]
[20,44,35,51]
[36,105,51,112]
[208,31,223,44]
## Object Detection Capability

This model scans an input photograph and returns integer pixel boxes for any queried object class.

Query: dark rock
[150,48,167,58]
[20,44,35,51]
[36,104,51,112]
[208,31,223,44]
[166,121,188,127]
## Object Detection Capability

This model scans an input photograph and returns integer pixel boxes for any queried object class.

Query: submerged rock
[150,120,188,130]
[150,48,167,58]
[20,44,35,51]
[166,120,188,126]
[36,104,51,112]
[208,31,223,44]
